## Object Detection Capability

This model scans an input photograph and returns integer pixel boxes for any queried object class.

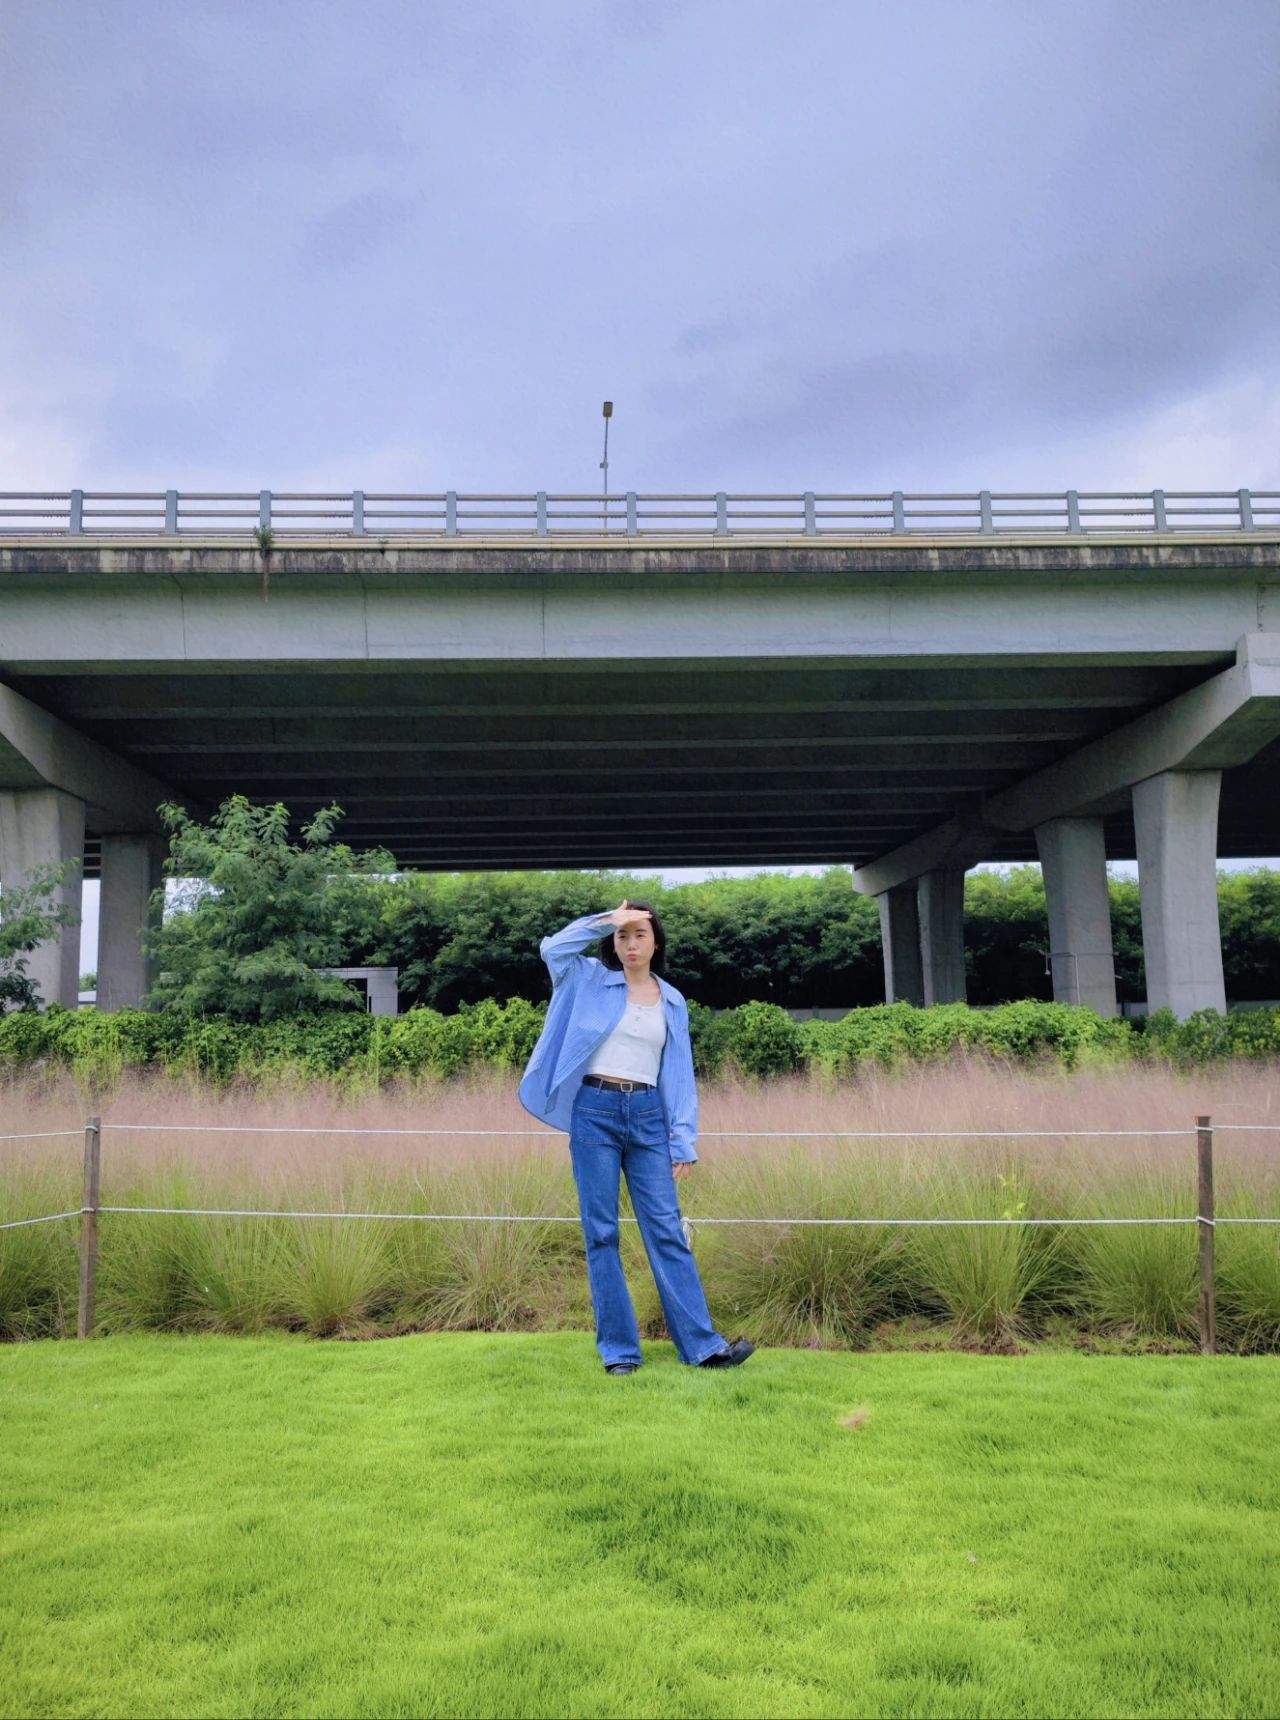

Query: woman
[519,900,754,1375]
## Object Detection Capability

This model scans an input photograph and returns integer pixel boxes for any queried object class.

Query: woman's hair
[598,900,666,974]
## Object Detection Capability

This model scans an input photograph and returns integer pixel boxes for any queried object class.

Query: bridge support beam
[856,635,1280,1018]
[98,835,166,1010]
[1034,817,1118,1014]
[0,787,85,1008]
[1132,771,1225,1018]
[0,677,190,1013]
[918,868,967,1005]
[878,882,924,1005]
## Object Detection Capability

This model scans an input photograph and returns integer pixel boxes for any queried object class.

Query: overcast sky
[5,1,1277,970]
[4,0,1279,497]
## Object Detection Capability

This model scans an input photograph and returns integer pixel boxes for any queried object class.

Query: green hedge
[687,1000,1280,1076]
[800,1000,1137,1074]
[0,997,549,1084]
[4,998,1280,1084]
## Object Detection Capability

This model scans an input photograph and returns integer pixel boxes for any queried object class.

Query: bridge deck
[3,534,1278,871]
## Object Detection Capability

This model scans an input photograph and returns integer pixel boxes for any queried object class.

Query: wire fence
[1,487,1277,539]
[2,1115,1276,1350]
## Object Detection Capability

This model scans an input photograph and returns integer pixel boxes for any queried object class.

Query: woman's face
[614,917,656,970]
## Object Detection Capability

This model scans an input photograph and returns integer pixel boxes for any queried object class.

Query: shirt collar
[603,968,677,1003]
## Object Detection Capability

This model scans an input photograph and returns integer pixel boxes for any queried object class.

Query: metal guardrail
[0,487,1276,539]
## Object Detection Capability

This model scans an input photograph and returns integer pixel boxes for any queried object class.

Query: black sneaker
[605,1363,639,1375]
[698,1340,755,1369]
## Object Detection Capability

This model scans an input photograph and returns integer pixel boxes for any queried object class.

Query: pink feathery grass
[2,1060,1276,1193]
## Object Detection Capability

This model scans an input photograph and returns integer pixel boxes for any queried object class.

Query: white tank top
[587,996,667,1084]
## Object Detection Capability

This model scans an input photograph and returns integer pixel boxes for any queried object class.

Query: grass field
[2,1333,1278,1718]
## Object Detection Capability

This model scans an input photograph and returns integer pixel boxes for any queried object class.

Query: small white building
[318,967,400,1015]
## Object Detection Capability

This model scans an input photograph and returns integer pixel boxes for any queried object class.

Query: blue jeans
[569,1083,726,1368]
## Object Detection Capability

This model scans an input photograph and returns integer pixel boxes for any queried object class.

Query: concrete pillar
[917,868,966,1004]
[1034,816,1118,1015]
[1132,770,1225,1018]
[98,834,167,1010]
[877,883,924,1005]
[0,787,85,1008]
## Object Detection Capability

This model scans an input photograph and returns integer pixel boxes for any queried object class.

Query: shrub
[686,1000,732,1077]
[0,1010,55,1066]
[1221,1007,1280,1060]
[2,996,1277,1091]
[801,1000,1139,1075]
[1166,1007,1235,1065]
[803,1004,922,1072]
[379,1008,448,1076]
[172,1018,255,1083]
[965,1000,1125,1069]
[262,1011,376,1076]
[316,865,1280,1008]
[724,1001,804,1077]
[454,997,548,1069]
[1133,1006,1280,1067]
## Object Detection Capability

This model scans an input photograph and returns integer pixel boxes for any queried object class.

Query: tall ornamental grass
[2,1061,1277,1348]
[387,1158,579,1333]
[0,1159,78,1340]
[900,1163,1064,1344]
[1068,1167,1201,1338]
[696,1150,909,1347]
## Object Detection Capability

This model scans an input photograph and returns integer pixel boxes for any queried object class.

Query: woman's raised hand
[599,899,652,929]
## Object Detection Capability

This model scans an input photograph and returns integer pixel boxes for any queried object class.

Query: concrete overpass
[1,485,1277,1017]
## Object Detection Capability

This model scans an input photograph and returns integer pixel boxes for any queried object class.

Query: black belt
[582,1074,656,1093]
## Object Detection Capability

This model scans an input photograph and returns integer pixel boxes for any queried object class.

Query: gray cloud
[1,0,1277,492]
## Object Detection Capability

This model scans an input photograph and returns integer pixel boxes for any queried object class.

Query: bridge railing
[0,487,1275,538]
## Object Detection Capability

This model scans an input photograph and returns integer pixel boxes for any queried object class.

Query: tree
[353,865,885,1010]
[0,861,81,1011]
[1218,869,1280,1000]
[964,866,1052,1005]
[1107,875,1145,1004]
[146,798,397,1022]
[377,869,649,1010]
[178,855,1280,1016]
[660,869,881,1007]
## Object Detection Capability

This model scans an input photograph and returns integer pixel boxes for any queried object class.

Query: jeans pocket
[574,1097,619,1119]
[631,1102,670,1151]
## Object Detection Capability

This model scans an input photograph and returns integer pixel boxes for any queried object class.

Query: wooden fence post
[1196,1113,1216,1356]
[77,1116,101,1339]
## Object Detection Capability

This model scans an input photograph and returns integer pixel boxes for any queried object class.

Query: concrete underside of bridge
[1,534,1278,1014]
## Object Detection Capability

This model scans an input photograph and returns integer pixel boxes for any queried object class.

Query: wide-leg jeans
[569,1082,726,1368]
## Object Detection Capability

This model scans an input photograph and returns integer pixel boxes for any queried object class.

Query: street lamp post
[600,400,612,530]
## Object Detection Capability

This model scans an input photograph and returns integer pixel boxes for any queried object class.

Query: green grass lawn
[2,1336,1277,1719]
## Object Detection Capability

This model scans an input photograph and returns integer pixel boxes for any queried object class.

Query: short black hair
[598,900,666,974]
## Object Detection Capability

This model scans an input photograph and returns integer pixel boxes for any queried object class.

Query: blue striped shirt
[517,913,699,1162]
